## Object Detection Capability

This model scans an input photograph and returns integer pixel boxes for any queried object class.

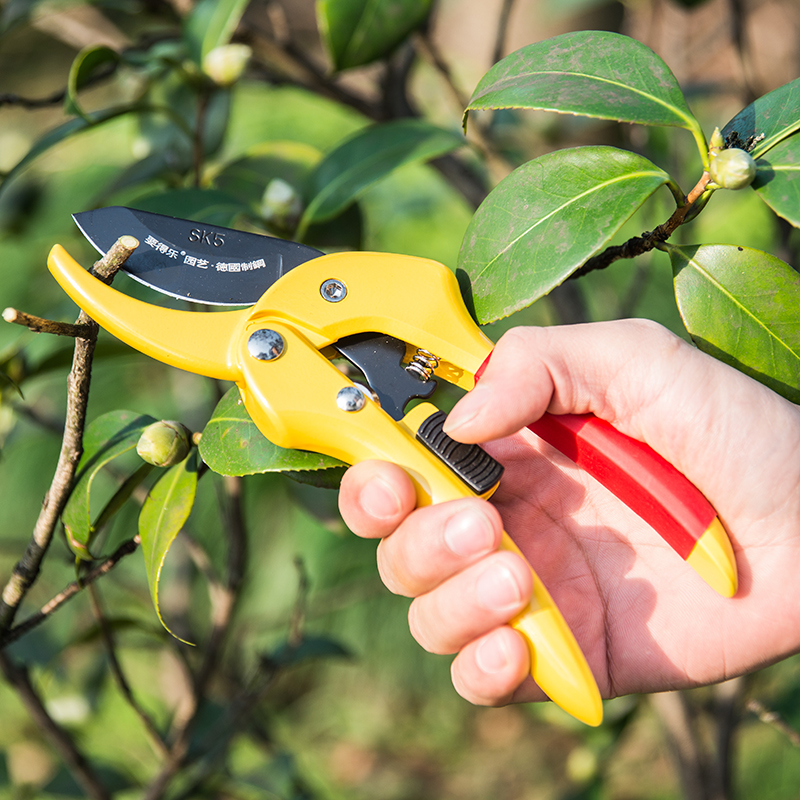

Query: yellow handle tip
[686,518,738,598]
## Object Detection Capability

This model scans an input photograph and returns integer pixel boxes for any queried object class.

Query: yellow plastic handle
[48,244,602,725]
[239,325,603,726]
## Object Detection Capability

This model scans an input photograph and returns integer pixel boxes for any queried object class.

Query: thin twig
[492,0,516,65]
[0,536,141,648]
[288,557,309,648]
[0,236,139,633]
[650,691,708,800]
[3,307,96,339]
[0,651,111,800]
[413,31,513,187]
[0,61,118,109]
[88,583,170,757]
[154,559,312,800]
[570,173,711,280]
[747,698,800,748]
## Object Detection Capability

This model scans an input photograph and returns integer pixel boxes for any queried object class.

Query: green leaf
[214,141,321,205]
[722,77,800,159]
[270,635,351,667]
[184,0,251,64]
[753,134,800,227]
[465,31,705,158]
[199,387,345,477]
[667,243,800,403]
[63,411,156,559]
[457,146,669,323]
[132,188,247,227]
[298,119,463,235]
[139,450,199,642]
[65,45,120,121]
[317,0,433,71]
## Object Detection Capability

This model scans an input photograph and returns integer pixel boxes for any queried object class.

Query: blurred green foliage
[1,0,800,799]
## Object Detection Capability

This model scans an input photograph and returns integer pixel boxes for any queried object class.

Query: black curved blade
[73,206,324,305]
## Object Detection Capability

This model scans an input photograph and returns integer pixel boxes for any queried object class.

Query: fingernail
[442,387,487,435]
[359,478,401,520]
[476,633,509,674]
[443,510,494,558]
[476,563,523,611]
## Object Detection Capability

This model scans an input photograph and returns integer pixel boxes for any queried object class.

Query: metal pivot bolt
[248,329,284,361]
[321,279,347,302]
[336,385,373,412]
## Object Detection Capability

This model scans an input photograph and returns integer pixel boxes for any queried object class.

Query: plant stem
[0,536,141,648]
[570,172,711,280]
[747,698,800,748]
[0,652,111,800]
[88,583,171,757]
[0,236,139,633]
[2,308,96,338]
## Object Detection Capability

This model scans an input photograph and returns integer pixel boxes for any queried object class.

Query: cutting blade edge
[72,206,324,306]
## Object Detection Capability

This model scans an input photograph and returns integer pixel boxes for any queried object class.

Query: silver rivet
[336,386,367,412]
[248,329,284,361]
[321,279,347,302]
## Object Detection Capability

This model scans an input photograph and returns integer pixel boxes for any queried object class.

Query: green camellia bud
[709,147,756,190]
[708,126,724,159]
[137,421,192,467]
[260,178,303,229]
[202,44,252,87]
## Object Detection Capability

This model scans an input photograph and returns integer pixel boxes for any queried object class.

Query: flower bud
[202,44,251,87]
[708,126,724,159]
[137,421,192,467]
[260,178,303,229]
[709,148,756,190]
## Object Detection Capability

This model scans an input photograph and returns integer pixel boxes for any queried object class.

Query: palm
[488,429,800,702]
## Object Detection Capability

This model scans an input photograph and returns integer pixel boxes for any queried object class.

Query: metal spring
[405,348,439,381]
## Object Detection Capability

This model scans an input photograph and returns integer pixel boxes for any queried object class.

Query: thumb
[443,319,692,444]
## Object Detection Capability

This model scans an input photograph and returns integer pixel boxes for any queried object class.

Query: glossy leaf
[133,188,247,228]
[465,31,704,155]
[199,387,345,477]
[458,146,669,323]
[213,141,321,210]
[318,0,433,71]
[753,134,800,227]
[65,45,119,121]
[668,243,800,403]
[299,119,463,234]
[722,77,800,159]
[63,411,156,559]
[139,450,199,642]
[184,0,251,64]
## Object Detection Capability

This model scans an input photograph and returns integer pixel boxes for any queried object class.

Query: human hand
[338,320,800,706]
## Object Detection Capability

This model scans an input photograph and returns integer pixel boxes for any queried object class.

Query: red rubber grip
[528,413,716,559]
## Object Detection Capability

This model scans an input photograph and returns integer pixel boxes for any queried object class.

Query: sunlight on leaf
[63,411,156,559]
[458,146,669,323]
[65,45,120,122]
[199,387,345,477]
[464,31,705,159]
[184,0,251,64]
[753,134,800,227]
[667,243,800,403]
[318,0,433,71]
[298,119,463,236]
[722,77,800,159]
[139,450,199,643]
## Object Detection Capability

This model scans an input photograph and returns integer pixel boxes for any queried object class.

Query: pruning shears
[47,207,738,727]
